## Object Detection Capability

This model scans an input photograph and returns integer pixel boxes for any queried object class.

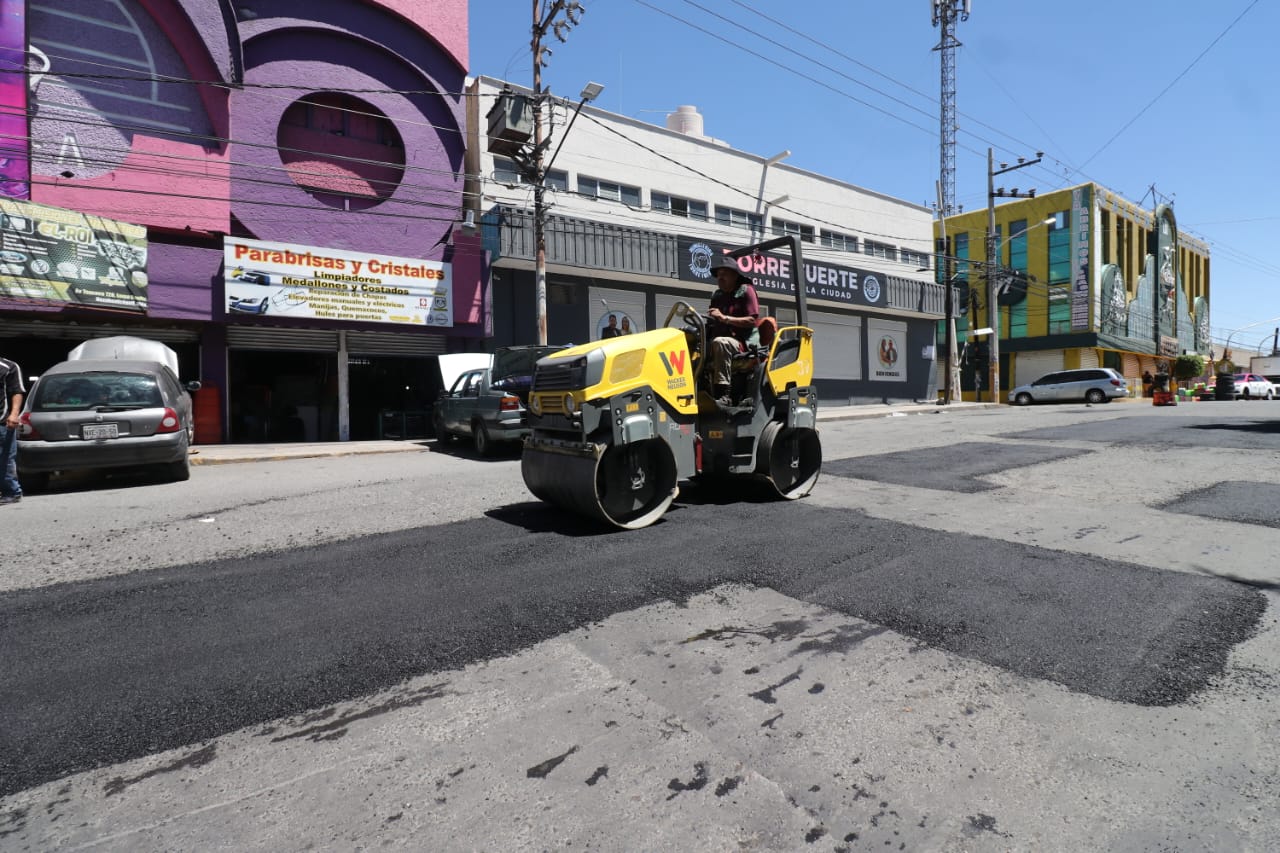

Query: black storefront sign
[676,236,887,308]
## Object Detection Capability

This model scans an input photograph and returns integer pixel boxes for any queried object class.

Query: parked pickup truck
[432,345,565,455]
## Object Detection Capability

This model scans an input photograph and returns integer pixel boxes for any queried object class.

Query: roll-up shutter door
[1122,353,1140,382]
[347,331,446,356]
[1014,351,1063,387]
[0,319,197,343]
[225,327,338,351]
[1077,348,1100,369]
[808,311,862,380]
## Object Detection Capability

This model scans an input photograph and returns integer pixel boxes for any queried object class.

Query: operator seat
[728,316,779,407]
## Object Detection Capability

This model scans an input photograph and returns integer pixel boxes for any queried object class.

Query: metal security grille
[225,327,339,351]
[346,331,446,356]
[0,320,198,343]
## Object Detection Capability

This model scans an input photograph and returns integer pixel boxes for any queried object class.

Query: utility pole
[930,0,968,217]
[986,146,1041,403]
[531,0,585,345]
[935,180,957,404]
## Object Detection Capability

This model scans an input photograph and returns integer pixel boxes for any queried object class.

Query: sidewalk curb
[186,404,1002,465]
[817,402,1002,423]
[188,446,428,466]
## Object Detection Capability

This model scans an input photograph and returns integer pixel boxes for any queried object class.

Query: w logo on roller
[659,350,686,376]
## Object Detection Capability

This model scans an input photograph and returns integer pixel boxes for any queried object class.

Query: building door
[227,349,338,442]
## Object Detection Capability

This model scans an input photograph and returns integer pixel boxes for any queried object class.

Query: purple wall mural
[28,0,231,234]
[0,0,28,199]
[5,0,483,333]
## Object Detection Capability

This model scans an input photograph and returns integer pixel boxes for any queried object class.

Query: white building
[464,76,945,404]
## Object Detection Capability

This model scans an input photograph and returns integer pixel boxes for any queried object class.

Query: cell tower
[931,1,969,216]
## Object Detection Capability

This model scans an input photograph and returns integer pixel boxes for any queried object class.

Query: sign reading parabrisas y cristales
[223,237,452,327]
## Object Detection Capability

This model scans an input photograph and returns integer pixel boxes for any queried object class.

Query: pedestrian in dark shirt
[1,355,25,504]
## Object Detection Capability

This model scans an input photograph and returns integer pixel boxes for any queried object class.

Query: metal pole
[936,180,956,404]
[986,147,999,404]
[532,1,548,346]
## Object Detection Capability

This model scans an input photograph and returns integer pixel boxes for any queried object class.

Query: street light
[1218,315,1280,369]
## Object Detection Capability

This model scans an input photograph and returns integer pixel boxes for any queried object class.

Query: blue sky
[469,0,1278,354]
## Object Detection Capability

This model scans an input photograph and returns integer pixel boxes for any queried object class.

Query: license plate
[82,423,119,440]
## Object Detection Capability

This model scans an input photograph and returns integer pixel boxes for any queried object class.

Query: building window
[578,176,641,206]
[820,230,858,253]
[1048,286,1070,334]
[652,192,708,221]
[864,240,897,261]
[1100,209,1111,263]
[715,205,763,233]
[277,93,405,210]
[545,171,569,191]
[493,157,567,190]
[901,249,929,269]
[1010,300,1027,339]
[771,218,815,243]
[1048,213,1070,283]
[953,232,970,281]
[1008,219,1028,277]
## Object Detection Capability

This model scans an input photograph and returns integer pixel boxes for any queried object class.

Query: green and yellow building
[936,183,1210,400]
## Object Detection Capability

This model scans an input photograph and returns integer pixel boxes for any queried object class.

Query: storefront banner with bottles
[0,198,147,311]
[223,237,452,327]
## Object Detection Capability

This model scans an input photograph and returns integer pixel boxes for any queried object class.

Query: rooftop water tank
[666,105,704,137]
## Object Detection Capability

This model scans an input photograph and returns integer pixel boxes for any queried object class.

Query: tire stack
[1214,373,1235,401]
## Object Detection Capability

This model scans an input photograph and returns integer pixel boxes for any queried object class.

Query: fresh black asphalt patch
[1003,415,1280,449]
[0,496,1265,797]
[1158,481,1280,529]
[822,442,1092,492]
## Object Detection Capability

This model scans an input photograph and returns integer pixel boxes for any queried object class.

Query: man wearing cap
[706,254,760,407]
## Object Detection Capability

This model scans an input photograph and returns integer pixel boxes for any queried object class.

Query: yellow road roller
[521,236,821,529]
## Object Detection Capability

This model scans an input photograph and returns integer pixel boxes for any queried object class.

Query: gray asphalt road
[2,401,1278,850]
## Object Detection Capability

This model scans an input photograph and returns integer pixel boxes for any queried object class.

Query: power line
[3,36,1258,293]
[1068,0,1260,178]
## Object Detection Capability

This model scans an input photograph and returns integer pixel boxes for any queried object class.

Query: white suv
[1009,367,1128,405]
[1231,373,1274,400]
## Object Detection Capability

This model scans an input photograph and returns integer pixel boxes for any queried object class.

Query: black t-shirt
[0,357,24,420]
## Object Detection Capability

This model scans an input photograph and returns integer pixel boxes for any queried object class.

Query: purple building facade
[0,0,485,442]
